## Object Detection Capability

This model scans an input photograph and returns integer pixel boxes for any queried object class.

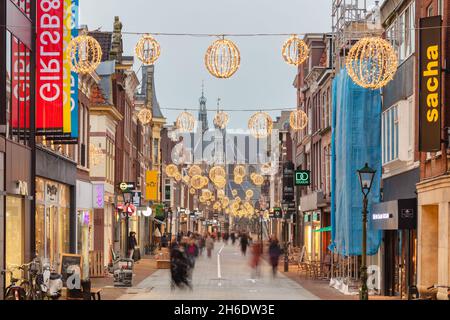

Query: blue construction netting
[330,68,382,257]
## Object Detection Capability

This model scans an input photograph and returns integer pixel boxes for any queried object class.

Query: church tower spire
[198,81,209,134]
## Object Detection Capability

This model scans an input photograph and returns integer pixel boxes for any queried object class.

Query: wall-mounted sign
[119,182,136,193]
[46,183,58,203]
[93,184,104,209]
[132,192,142,207]
[295,170,311,186]
[15,181,29,196]
[283,162,295,202]
[273,207,282,219]
[146,171,159,201]
[372,198,417,230]
[419,15,442,152]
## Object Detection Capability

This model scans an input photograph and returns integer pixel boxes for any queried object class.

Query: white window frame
[382,105,400,165]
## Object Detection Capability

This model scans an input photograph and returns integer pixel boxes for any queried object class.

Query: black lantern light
[357,163,376,196]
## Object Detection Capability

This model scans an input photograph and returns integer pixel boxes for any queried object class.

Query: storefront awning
[314,226,332,233]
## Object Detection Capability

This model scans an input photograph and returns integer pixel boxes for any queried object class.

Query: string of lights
[159,107,298,112]
[4,24,450,34]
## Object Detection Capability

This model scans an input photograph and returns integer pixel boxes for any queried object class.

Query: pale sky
[79,0,378,129]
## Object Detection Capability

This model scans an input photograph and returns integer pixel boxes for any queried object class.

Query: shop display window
[6,197,24,286]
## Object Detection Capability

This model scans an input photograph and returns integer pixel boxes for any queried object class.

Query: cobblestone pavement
[117,243,319,300]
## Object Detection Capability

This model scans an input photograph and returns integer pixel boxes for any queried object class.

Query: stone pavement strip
[117,244,319,300]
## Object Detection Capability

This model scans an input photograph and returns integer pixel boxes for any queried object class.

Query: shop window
[382,105,399,164]
[386,2,415,64]
[6,197,24,286]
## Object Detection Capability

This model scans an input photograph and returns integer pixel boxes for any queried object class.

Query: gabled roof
[89,31,112,62]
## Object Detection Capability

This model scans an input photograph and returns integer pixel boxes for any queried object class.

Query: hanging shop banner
[11,0,31,134]
[36,0,64,135]
[146,170,159,201]
[282,161,295,202]
[418,15,442,152]
[62,0,72,135]
[70,0,79,139]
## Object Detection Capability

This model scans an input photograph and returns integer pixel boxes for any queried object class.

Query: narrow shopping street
[118,243,319,300]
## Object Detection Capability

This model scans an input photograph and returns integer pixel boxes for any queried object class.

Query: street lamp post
[357,163,376,301]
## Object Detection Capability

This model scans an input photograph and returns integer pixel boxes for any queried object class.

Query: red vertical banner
[36,0,64,134]
[11,0,31,133]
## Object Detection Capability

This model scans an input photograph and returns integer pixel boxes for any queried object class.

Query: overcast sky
[79,0,378,129]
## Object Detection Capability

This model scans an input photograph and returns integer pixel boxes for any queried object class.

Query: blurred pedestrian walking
[170,243,192,291]
[250,241,262,278]
[205,233,215,258]
[269,236,282,277]
[240,233,249,256]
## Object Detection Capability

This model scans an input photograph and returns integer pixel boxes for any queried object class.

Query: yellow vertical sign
[63,0,72,134]
[146,170,159,201]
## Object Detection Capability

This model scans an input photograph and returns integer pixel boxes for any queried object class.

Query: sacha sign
[419,16,442,152]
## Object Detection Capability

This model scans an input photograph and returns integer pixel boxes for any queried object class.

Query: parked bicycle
[2,265,28,300]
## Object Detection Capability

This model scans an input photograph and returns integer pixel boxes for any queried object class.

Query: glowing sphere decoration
[252,174,264,186]
[213,176,227,189]
[234,165,246,178]
[67,32,102,74]
[248,112,273,139]
[191,175,204,190]
[213,111,230,129]
[137,108,153,125]
[234,176,243,185]
[232,190,238,197]
[346,37,398,89]
[209,166,226,184]
[174,173,182,182]
[188,165,202,177]
[182,176,191,185]
[290,109,309,131]
[205,38,241,79]
[245,190,254,199]
[201,176,210,188]
[135,34,161,65]
[165,164,178,178]
[190,188,196,195]
[282,35,310,66]
[176,112,196,133]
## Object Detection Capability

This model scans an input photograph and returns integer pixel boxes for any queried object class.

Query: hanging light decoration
[202,189,212,200]
[217,189,226,199]
[135,34,161,65]
[234,165,246,178]
[290,109,309,131]
[176,112,196,133]
[191,175,204,190]
[248,112,273,139]
[213,111,230,129]
[205,37,241,79]
[183,176,191,185]
[199,195,206,203]
[346,37,398,89]
[282,35,310,66]
[190,188,196,195]
[209,166,226,184]
[252,174,264,186]
[188,165,202,177]
[137,107,153,125]
[213,176,227,189]
[201,176,210,188]
[174,173,182,182]
[245,190,254,200]
[232,189,238,197]
[165,164,178,178]
[234,176,243,185]
[67,31,102,74]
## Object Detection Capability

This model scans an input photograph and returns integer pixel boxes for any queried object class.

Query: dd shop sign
[36,0,64,134]
[419,16,442,152]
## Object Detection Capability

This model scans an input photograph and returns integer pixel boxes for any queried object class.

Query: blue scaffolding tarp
[330,68,382,257]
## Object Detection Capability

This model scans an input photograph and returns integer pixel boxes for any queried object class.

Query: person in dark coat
[240,233,249,256]
[128,232,138,260]
[161,234,168,248]
[269,237,282,277]
[170,244,192,291]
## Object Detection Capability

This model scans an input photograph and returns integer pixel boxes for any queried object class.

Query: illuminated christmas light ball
[214,111,230,129]
[135,34,161,65]
[68,32,102,74]
[201,176,210,188]
[209,166,226,184]
[252,174,264,186]
[176,112,196,133]
[182,176,191,185]
[346,37,398,89]
[188,165,202,177]
[290,109,309,131]
[282,35,310,66]
[191,175,204,190]
[248,112,273,139]
[174,173,182,182]
[245,190,254,200]
[165,164,178,178]
[232,190,238,197]
[137,108,152,125]
[199,195,206,203]
[190,188,196,195]
[205,38,241,79]
[213,176,227,189]
[202,189,212,200]
[217,189,226,199]
[234,165,246,178]
[234,175,244,185]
